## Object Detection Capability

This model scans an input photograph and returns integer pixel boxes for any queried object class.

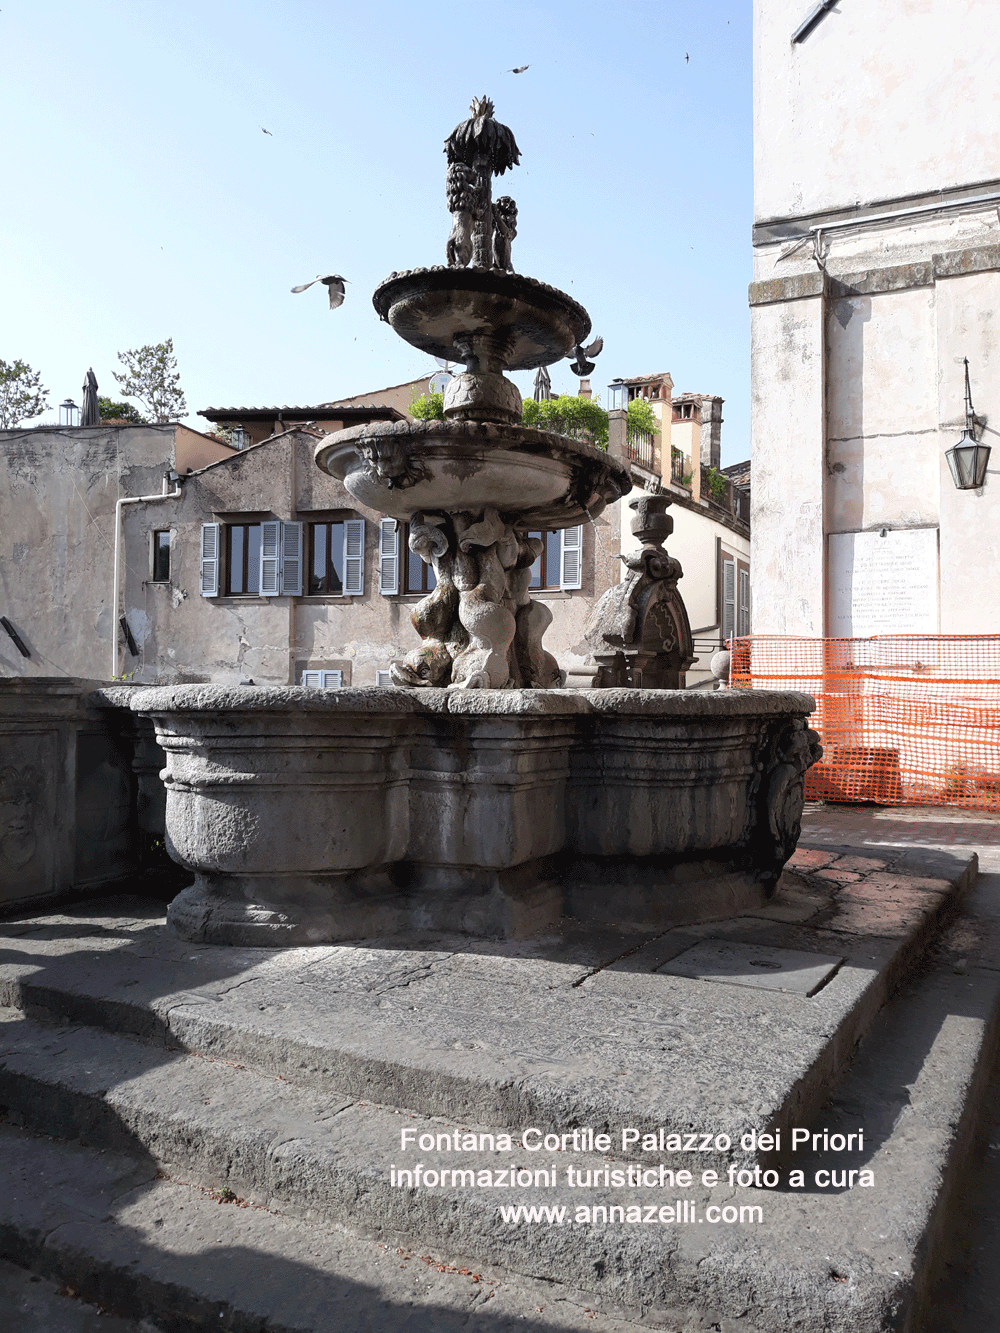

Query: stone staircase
[0,840,996,1332]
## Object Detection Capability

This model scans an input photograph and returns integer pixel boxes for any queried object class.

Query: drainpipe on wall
[112,477,183,679]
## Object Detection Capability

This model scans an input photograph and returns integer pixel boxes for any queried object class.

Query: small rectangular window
[529,530,563,590]
[375,670,393,687]
[405,532,437,592]
[309,521,344,594]
[152,530,170,582]
[226,523,262,595]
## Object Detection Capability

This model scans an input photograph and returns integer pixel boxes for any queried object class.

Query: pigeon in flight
[508,65,529,73]
[260,126,273,135]
[570,336,604,377]
[291,274,350,309]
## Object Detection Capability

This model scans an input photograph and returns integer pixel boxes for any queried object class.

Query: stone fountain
[134,99,820,945]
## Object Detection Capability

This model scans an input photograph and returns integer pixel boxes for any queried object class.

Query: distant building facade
[2,375,743,688]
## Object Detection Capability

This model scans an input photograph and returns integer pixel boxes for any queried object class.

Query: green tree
[112,338,187,422]
[97,396,147,424]
[522,394,609,449]
[410,391,446,421]
[626,398,659,437]
[0,358,49,428]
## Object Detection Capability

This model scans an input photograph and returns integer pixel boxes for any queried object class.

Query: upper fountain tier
[373,265,591,378]
[315,97,632,689]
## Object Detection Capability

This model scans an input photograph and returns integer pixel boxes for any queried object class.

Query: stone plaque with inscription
[829,528,939,636]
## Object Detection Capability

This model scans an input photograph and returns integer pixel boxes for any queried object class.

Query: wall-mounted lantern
[608,379,627,412]
[231,426,246,449]
[946,358,991,490]
[59,399,80,427]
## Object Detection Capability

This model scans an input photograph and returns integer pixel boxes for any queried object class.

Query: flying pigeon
[260,126,273,135]
[508,65,529,73]
[291,274,350,309]
[569,336,604,377]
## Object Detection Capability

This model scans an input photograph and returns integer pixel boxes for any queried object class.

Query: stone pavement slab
[0,839,974,1173]
[0,876,997,1331]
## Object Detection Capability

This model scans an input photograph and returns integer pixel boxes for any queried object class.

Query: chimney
[578,379,592,400]
[699,396,724,469]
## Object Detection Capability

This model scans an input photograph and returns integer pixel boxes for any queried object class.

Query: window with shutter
[375,670,393,687]
[260,520,281,595]
[722,557,736,644]
[560,525,583,590]
[301,670,343,688]
[200,523,220,597]
[379,518,399,595]
[737,566,751,637]
[343,519,365,594]
[280,522,303,596]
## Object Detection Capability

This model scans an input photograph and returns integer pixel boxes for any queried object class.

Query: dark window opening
[529,530,563,590]
[309,521,345,595]
[152,530,171,582]
[226,523,262,595]
[405,532,437,593]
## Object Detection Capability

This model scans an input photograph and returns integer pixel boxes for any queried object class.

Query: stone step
[0,1120,642,1333]
[0,843,975,1176]
[0,859,998,1331]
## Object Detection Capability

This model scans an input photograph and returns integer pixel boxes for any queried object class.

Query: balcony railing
[625,428,655,471]
[671,448,687,485]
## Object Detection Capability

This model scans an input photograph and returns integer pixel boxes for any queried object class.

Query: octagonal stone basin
[315,418,631,528]
[372,267,590,370]
[129,686,820,947]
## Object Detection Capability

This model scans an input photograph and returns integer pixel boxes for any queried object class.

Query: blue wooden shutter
[280,521,303,595]
[260,521,281,596]
[379,518,399,595]
[200,523,220,597]
[560,525,583,590]
[343,519,365,595]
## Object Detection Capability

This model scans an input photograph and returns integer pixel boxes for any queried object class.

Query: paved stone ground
[799,803,1000,1330]
[1,801,999,1332]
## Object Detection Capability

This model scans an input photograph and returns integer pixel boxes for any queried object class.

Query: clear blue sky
[1,0,752,463]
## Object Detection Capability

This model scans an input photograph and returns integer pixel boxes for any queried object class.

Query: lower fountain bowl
[314,418,632,527]
[129,686,822,946]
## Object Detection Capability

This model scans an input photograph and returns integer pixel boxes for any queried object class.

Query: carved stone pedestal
[586,494,696,688]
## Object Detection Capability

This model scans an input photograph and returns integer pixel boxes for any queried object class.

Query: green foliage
[97,396,147,424]
[705,466,729,502]
[522,395,609,449]
[0,358,49,429]
[410,392,446,421]
[626,398,658,437]
[112,338,187,423]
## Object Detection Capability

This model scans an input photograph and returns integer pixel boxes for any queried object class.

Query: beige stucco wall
[751,0,1000,640]
[749,291,826,635]
[0,425,224,680]
[328,377,432,416]
[754,0,997,222]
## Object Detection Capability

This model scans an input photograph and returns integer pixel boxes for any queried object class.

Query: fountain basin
[315,418,630,528]
[373,267,590,370]
[130,686,821,946]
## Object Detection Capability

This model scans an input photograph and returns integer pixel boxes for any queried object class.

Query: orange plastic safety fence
[729,635,1000,811]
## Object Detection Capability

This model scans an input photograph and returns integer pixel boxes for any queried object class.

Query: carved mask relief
[0,765,43,869]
